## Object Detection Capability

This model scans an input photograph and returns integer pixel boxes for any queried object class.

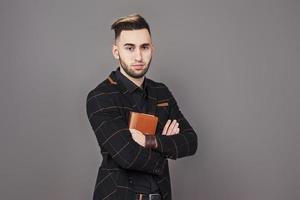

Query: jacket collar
[114,67,148,95]
[107,67,158,115]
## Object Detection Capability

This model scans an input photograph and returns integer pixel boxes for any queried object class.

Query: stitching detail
[87,91,120,102]
[107,140,130,165]
[127,146,142,168]
[107,76,117,85]
[112,142,130,158]
[157,177,167,184]
[102,128,127,145]
[103,189,117,200]
[140,149,151,170]
[94,115,122,133]
[89,106,133,119]
[95,172,112,189]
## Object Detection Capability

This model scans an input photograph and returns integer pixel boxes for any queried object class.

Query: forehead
[117,28,152,45]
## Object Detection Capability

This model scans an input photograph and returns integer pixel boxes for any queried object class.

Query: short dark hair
[111,14,151,40]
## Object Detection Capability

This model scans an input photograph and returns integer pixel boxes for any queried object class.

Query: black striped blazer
[86,69,198,200]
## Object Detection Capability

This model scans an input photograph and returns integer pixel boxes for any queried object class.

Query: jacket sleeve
[155,86,198,160]
[86,90,166,176]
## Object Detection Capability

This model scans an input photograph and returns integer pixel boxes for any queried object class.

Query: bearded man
[86,14,198,200]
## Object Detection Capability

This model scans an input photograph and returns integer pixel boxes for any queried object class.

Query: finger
[129,128,137,133]
[169,123,179,135]
[172,123,179,135]
[172,121,179,134]
[166,120,177,135]
[130,128,142,135]
[167,120,177,135]
[129,129,134,135]
[130,129,141,140]
[175,127,180,134]
[162,120,171,135]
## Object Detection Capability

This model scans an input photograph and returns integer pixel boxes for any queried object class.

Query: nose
[134,49,142,61]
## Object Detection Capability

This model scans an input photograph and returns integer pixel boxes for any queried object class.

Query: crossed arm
[86,87,197,175]
[130,88,198,160]
[130,119,180,148]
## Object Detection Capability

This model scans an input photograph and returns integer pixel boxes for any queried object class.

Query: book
[128,112,158,135]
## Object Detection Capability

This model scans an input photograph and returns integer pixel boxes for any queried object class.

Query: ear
[112,44,119,59]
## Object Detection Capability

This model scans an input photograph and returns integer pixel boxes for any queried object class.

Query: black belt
[135,193,161,200]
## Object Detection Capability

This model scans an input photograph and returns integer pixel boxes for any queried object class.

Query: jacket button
[129,179,133,184]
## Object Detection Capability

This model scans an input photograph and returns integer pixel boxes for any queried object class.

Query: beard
[119,57,151,79]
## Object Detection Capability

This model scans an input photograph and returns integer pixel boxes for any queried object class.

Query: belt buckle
[149,193,160,200]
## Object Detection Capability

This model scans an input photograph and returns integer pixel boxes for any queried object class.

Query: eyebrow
[123,43,150,47]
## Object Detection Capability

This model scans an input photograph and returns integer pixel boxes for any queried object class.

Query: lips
[132,64,145,70]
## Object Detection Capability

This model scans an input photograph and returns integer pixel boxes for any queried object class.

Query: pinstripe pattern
[86,69,198,200]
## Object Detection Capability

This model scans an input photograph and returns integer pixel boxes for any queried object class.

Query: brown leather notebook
[128,112,158,135]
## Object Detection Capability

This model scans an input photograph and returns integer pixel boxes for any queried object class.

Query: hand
[162,119,180,136]
[129,129,146,147]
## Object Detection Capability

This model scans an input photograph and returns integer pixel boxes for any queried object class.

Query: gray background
[1,0,299,200]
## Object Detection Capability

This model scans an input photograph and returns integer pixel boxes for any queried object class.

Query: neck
[120,67,144,88]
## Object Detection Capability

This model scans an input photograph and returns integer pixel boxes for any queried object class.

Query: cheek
[120,52,134,62]
[143,52,152,60]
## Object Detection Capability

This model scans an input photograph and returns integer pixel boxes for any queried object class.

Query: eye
[125,46,134,51]
[142,46,149,50]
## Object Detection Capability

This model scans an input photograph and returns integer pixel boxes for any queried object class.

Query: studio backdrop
[1,0,299,200]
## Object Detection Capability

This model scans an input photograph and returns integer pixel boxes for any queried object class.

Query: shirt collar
[115,67,148,94]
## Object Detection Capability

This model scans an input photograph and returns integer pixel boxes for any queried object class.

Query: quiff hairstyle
[111,14,151,41]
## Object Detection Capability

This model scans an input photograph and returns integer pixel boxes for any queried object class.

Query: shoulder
[86,76,120,105]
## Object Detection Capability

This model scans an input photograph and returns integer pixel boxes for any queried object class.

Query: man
[86,14,197,200]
